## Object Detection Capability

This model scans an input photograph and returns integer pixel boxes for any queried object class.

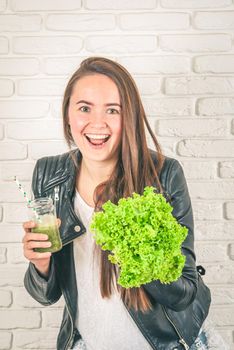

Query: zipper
[162,306,189,350]
[54,186,59,215]
[54,186,59,201]
[64,297,74,350]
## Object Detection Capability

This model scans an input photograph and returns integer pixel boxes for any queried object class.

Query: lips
[84,133,110,146]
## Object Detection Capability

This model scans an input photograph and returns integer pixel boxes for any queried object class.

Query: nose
[90,109,107,127]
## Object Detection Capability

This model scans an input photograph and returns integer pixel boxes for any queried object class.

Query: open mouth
[85,133,111,146]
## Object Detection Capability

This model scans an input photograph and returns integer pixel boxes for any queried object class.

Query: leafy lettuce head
[90,186,188,288]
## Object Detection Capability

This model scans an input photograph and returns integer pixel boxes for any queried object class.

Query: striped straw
[14,176,40,220]
[14,176,32,207]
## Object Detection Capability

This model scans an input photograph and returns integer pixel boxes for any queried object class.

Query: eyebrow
[76,100,121,107]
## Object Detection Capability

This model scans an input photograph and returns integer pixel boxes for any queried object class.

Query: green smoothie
[32,217,62,253]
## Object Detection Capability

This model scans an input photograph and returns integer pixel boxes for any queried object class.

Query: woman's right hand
[22,221,52,278]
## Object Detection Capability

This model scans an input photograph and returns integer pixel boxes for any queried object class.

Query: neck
[81,158,116,185]
[76,158,117,206]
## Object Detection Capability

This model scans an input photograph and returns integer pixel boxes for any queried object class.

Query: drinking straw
[14,176,39,219]
[14,176,32,206]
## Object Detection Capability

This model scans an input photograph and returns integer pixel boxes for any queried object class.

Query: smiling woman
[68,74,122,169]
[22,57,211,350]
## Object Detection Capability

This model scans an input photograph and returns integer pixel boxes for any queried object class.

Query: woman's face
[68,74,122,166]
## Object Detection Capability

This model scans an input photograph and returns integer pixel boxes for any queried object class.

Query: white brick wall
[0,0,233,349]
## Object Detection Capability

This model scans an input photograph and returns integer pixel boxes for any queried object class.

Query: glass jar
[28,197,62,253]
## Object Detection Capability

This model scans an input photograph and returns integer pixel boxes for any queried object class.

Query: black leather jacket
[24,150,211,350]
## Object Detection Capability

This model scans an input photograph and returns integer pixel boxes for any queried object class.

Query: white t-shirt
[73,191,152,350]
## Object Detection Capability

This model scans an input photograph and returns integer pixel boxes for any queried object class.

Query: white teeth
[85,134,109,140]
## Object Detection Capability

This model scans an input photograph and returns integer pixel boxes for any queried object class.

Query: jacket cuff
[28,258,55,286]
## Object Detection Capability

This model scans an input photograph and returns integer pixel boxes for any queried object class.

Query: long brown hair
[62,57,165,312]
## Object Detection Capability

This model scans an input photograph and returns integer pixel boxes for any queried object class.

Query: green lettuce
[90,186,188,288]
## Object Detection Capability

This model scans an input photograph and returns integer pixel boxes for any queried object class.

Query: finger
[22,232,48,243]
[26,251,51,261]
[23,221,36,232]
[26,240,52,250]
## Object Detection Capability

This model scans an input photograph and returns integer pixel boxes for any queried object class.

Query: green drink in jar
[29,197,62,253]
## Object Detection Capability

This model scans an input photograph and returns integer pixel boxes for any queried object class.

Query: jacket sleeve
[24,159,62,306]
[24,259,62,305]
[143,159,198,311]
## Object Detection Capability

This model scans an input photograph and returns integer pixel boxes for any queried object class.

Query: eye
[79,106,90,113]
[107,108,120,115]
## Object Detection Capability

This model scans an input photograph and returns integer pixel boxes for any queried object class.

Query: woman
[22,57,211,350]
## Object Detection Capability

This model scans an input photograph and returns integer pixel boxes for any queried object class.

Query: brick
[0,79,14,97]
[0,247,6,263]
[0,100,49,118]
[14,287,64,308]
[0,225,24,243]
[7,245,28,264]
[181,161,217,180]
[30,141,69,160]
[153,136,176,157]
[13,36,83,55]
[211,286,234,305]
[0,310,41,329]
[0,266,27,286]
[0,123,4,139]
[14,329,58,349]
[219,161,234,178]
[0,15,41,31]
[0,181,31,202]
[143,97,193,116]
[0,162,35,181]
[204,263,234,284]
[11,0,81,11]
[7,120,63,140]
[119,13,189,30]
[14,287,45,308]
[50,99,63,119]
[195,242,228,263]
[157,118,227,137]
[165,76,234,95]
[178,140,234,158]
[134,77,161,95]
[0,332,12,350]
[0,36,8,54]
[209,306,234,326]
[118,56,190,74]
[197,97,234,116]
[161,0,231,7]
[85,0,156,9]
[0,290,12,306]
[194,55,234,73]
[86,36,157,54]
[194,11,234,29]
[0,58,39,76]
[189,181,234,199]
[229,243,234,260]
[225,202,234,219]
[42,309,63,328]
[5,203,28,223]
[44,56,87,75]
[192,201,222,220]
[160,34,231,52]
[0,0,7,12]
[0,142,27,160]
[18,78,66,96]
[47,14,115,31]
